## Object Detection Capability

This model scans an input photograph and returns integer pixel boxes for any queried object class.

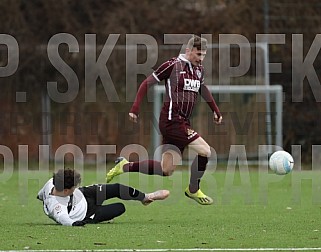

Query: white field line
[2,248,321,252]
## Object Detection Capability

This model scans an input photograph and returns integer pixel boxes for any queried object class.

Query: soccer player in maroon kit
[107,35,222,205]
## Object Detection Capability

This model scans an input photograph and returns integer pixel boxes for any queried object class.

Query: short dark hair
[53,169,81,191]
[187,35,207,50]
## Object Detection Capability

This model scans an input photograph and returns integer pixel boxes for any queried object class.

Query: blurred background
[0,0,320,163]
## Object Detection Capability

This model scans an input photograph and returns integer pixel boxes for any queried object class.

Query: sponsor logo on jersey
[183,79,200,92]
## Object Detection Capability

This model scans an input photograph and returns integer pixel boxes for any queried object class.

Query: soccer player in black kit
[38,169,169,226]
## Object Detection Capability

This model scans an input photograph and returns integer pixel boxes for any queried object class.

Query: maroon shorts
[159,113,200,154]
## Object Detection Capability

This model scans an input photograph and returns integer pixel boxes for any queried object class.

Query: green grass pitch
[1,165,321,251]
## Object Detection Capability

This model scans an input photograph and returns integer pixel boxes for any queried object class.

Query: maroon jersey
[130,54,221,121]
[153,54,204,120]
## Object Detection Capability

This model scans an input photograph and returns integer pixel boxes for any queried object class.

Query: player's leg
[106,147,182,183]
[92,188,170,223]
[92,203,126,223]
[121,147,181,176]
[188,136,211,192]
[184,136,213,205]
[161,149,181,176]
[96,183,169,205]
[106,116,184,182]
[106,157,164,182]
[106,148,182,182]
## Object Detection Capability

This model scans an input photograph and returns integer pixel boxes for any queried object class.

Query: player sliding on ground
[107,35,222,205]
[37,169,169,226]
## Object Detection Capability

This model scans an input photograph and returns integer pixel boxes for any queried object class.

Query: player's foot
[184,187,213,205]
[106,157,128,183]
[142,190,170,206]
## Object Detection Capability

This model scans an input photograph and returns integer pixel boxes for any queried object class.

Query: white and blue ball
[269,150,294,175]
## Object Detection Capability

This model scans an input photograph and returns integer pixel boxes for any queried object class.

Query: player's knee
[117,203,126,215]
[161,155,177,176]
[199,147,211,158]
[162,168,174,176]
[161,164,176,176]
[110,202,126,217]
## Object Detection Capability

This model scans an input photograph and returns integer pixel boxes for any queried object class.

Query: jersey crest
[196,69,202,79]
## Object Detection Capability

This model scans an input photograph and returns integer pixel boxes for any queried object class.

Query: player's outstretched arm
[199,85,222,124]
[52,204,75,226]
[129,75,158,122]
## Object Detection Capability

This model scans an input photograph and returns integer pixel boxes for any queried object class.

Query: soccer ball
[269,150,294,175]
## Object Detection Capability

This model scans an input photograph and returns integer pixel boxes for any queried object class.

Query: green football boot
[106,157,128,183]
[184,187,214,205]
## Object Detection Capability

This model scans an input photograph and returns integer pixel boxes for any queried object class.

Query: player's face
[186,47,206,66]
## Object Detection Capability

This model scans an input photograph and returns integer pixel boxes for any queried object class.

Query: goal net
[152,85,283,162]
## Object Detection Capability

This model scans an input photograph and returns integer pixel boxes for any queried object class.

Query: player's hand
[213,112,222,125]
[129,112,138,123]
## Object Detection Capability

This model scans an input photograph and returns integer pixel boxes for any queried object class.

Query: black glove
[72,220,87,226]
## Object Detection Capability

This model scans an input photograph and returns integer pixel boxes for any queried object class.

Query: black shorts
[79,184,128,220]
[79,184,109,219]
[79,183,144,222]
